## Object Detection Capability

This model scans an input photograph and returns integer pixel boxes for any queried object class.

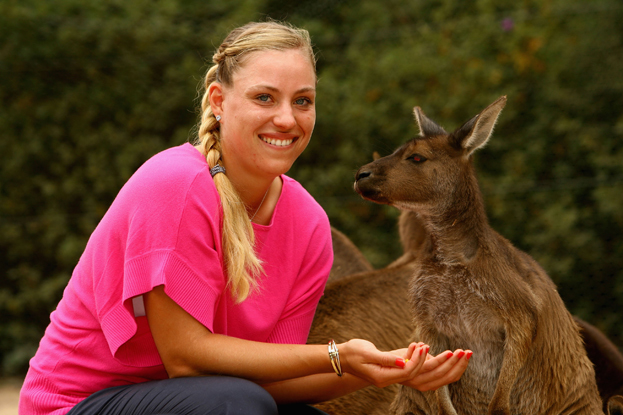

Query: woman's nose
[273,104,297,130]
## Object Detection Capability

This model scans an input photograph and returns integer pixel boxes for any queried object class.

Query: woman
[19,21,471,415]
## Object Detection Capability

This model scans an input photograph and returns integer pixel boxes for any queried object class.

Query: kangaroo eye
[407,154,427,163]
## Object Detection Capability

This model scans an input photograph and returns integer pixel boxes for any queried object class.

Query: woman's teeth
[260,136,293,147]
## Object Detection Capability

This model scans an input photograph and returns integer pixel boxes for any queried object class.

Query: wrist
[336,341,351,375]
[328,339,343,376]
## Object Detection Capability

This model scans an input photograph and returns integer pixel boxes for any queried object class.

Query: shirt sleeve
[90,148,227,365]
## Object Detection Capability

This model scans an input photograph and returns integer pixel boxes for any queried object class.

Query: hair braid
[194,21,316,303]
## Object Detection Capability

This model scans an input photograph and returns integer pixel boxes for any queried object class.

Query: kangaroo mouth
[354,181,390,205]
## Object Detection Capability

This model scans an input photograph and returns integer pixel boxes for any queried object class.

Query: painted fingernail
[396,358,406,368]
[457,351,466,359]
[446,351,454,360]
[466,351,473,361]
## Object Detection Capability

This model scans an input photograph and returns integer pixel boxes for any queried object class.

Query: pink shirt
[20,143,333,415]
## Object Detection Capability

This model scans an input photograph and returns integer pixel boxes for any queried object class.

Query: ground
[0,378,21,415]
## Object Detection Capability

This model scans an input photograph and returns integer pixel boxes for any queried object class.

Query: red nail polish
[396,358,406,368]
[466,351,473,361]
[446,351,454,359]
[457,351,465,359]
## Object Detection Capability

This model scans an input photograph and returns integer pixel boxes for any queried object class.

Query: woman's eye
[408,154,427,163]
[257,94,271,102]
[294,97,312,106]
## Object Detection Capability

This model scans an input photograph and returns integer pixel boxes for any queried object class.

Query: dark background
[1,0,622,375]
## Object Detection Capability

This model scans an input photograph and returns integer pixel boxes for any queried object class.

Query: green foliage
[1,0,622,375]
[0,0,266,374]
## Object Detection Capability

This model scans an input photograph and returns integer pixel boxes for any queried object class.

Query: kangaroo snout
[355,169,372,181]
[353,165,372,194]
[354,165,389,204]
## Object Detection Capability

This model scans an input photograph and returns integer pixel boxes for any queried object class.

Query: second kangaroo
[354,96,603,415]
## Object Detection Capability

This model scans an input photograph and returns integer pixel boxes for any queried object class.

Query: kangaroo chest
[409,263,507,355]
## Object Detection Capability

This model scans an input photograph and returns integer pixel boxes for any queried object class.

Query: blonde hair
[195,21,316,303]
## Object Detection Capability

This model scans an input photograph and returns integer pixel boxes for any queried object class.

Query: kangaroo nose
[356,170,372,181]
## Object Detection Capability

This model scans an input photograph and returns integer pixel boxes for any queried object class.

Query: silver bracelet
[328,339,343,377]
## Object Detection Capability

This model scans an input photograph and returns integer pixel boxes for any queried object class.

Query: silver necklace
[250,188,269,222]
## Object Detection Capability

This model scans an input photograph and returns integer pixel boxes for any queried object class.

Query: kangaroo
[394,209,623,413]
[353,96,604,414]
[574,317,623,411]
[328,226,374,283]
[313,219,623,414]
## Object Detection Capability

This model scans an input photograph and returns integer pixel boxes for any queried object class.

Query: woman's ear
[208,82,225,117]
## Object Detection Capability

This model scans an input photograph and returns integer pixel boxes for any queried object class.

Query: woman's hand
[338,339,429,388]
[400,349,472,391]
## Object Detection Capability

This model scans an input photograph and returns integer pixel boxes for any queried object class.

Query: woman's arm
[261,348,471,404]
[144,285,422,386]
[261,373,370,404]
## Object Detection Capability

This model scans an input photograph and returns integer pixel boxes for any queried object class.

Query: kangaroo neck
[423,176,490,264]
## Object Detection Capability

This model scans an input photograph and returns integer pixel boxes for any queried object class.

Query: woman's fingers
[402,349,472,391]
[341,340,472,391]
[421,350,456,372]
[390,342,421,363]
[388,343,428,370]
[374,344,429,386]
[405,344,428,374]
[341,340,432,388]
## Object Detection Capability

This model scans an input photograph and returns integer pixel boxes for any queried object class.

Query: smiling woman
[212,48,317,220]
[18,20,469,415]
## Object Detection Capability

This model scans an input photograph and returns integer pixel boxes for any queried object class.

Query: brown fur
[315,215,623,414]
[608,396,623,415]
[386,210,432,269]
[354,96,603,414]
[575,317,623,411]
[328,226,374,283]
[309,265,414,414]
[314,214,622,414]
[308,223,430,414]
[396,211,623,411]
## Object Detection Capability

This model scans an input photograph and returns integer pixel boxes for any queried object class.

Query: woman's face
[213,48,317,182]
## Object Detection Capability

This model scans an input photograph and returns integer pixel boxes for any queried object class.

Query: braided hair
[195,21,316,303]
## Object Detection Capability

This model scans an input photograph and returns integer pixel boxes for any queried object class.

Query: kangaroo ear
[452,96,507,156]
[414,106,448,138]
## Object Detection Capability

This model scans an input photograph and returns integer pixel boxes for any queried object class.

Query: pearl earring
[216,115,221,122]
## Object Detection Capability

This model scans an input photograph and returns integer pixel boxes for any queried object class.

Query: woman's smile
[259,132,298,147]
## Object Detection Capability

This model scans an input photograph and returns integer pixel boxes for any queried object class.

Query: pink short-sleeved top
[19,143,333,415]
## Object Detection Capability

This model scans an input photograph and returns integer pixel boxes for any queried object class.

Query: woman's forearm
[260,373,371,404]
[145,285,334,383]
[169,332,333,382]
[144,285,420,387]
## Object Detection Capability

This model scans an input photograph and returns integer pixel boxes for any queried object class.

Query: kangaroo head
[354,96,507,214]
